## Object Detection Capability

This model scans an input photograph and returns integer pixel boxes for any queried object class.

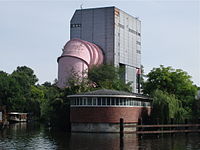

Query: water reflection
[69,133,138,150]
[0,123,200,150]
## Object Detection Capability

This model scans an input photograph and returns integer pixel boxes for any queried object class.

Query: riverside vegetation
[0,65,199,130]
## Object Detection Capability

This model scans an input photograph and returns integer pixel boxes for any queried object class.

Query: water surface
[0,123,200,150]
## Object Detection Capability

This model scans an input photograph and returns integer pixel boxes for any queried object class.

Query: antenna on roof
[80,4,83,9]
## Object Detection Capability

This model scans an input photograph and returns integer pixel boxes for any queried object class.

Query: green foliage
[151,90,186,123]
[1,64,198,130]
[88,65,132,92]
[67,72,94,94]
[12,66,38,85]
[39,83,71,130]
[39,83,61,122]
[0,66,41,118]
[143,65,198,121]
[143,65,197,100]
[192,90,200,121]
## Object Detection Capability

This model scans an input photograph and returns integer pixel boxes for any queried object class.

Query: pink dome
[57,39,104,88]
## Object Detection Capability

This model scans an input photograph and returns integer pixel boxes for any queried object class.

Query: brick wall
[70,106,151,123]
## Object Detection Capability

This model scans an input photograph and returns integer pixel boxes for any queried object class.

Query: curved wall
[57,38,104,88]
[70,107,151,123]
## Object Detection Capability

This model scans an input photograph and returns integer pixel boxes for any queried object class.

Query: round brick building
[68,89,151,132]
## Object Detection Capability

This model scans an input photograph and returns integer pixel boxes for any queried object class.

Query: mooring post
[138,118,143,139]
[171,118,174,124]
[120,118,124,138]
[185,118,188,135]
[198,118,200,130]
[170,118,174,136]
[120,135,124,150]
[156,118,159,125]
[157,118,160,138]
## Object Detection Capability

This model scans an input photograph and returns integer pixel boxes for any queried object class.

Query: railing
[119,118,200,138]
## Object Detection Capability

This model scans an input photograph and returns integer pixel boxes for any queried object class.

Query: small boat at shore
[7,112,28,123]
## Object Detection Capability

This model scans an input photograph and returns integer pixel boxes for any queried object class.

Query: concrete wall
[114,8,141,92]
[71,122,137,132]
[70,7,115,65]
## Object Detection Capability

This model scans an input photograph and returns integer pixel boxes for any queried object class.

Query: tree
[88,65,132,92]
[0,66,42,117]
[11,66,38,85]
[143,66,197,105]
[0,71,16,109]
[192,89,200,121]
[151,90,187,123]
[143,65,198,120]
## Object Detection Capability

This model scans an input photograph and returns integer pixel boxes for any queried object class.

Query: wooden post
[138,118,143,139]
[120,118,124,138]
[185,119,188,135]
[170,118,174,136]
[120,135,124,150]
[156,118,159,125]
[157,118,160,138]
[170,118,174,124]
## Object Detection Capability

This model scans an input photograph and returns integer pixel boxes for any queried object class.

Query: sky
[0,0,199,86]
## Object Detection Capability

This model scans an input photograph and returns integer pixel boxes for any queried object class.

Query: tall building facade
[70,6,141,92]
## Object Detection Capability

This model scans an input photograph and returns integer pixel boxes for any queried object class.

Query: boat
[7,112,28,123]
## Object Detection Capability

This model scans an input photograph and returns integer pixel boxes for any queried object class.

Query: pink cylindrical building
[57,38,104,88]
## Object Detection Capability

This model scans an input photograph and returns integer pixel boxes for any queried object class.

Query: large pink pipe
[57,38,104,88]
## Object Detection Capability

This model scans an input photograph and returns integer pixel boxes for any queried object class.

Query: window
[83,98,87,105]
[134,101,138,106]
[71,24,81,28]
[128,28,136,34]
[97,98,101,105]
[118,23,125,29]
[127,99,131,105]
[102,98,106,105]
[88,98,92,105]
[130,100,134,106]
[71,97,149,107]
[137,50,141,54]
[120,99,123,105]
[116,98,119,105]
[136,41,141,45]
[80,98,83,105]
[77,98,80,105]
[142,102,145,106]
[107,97,111,105]
[111,98,115,105]
[92,98,97,105]
[123,99,126,105]
[74,98,77,105]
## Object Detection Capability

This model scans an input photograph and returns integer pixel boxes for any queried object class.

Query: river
[0,123,200,150]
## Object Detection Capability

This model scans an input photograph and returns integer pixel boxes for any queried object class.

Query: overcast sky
[0,0,199,86]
